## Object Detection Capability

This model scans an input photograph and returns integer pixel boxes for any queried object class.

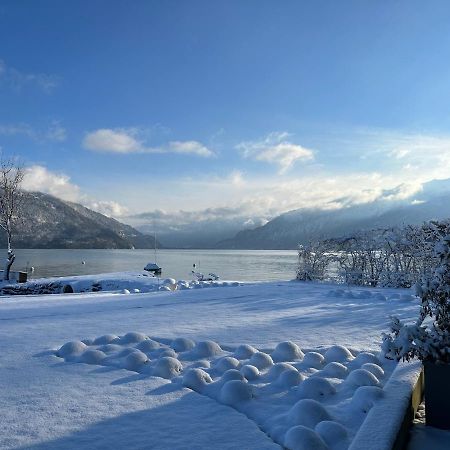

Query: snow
[271,341,304,362]
[11,271,244,295]
[349,360,422,450]
[284,425,329,450]
[0,276,423,449]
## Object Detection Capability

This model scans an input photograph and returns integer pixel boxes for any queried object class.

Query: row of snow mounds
[327,288,418,302]
[159,278,242,292]
[121,279,242,294]
[54,336,393,450]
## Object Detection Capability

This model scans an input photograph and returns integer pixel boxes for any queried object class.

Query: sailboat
[144,230,162,275]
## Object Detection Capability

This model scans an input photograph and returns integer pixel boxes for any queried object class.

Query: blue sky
[1,1,450,225]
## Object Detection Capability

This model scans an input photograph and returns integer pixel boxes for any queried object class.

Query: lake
[8,249,299,282]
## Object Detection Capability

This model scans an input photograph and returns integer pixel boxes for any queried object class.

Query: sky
[2,0,450,229]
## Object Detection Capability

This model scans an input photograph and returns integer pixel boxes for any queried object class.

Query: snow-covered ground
[0,274,423,449]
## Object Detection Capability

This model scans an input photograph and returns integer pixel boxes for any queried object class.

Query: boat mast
[154,229,157,264]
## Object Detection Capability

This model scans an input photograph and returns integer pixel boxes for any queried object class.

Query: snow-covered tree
[383,225,450,363]
[296,221,447,288]
[0,156,24,281]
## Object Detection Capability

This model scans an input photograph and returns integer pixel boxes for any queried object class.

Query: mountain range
[134,178,450,249]
[2,191,160,249]
[4,178,450,250]
[215,179,450,249]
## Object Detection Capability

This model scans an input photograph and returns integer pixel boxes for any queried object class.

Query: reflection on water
[9,249,299,282]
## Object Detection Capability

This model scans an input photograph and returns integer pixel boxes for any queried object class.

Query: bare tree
[0,155,24,281]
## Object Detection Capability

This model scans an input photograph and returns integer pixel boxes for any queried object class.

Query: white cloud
[0,123,34,139]
[0,59,59,93]
[237,131,314,173]
[22,165,81,202]
[22,165,127,217]
[83,200,129,218]
[168,140,213,157]
[83,128,142,153]
[83,128,214,157]
[0,121,66,143]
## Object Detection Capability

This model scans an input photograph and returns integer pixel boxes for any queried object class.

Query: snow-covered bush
[296,242,331,281]
[382,226,450,363]
[296,220,446,288]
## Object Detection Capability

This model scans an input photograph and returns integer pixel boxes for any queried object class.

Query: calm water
[9,249,299,282]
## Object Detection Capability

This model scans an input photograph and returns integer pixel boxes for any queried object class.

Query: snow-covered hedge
[297,220,448,288]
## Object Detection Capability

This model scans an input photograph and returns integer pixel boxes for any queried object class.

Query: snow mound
[284,425,328,450]
[350,386,383,413]
[266,424,285,442]
[119,332,148,344]
[57,341,87,358]
[117,347,139,357]
[122,288,130,294]
[159,286,171,291]
[276,367,304,388]
[93,334,119,345]
[98,343,122,353]
[219,380,253,406]
[249,351,274,369]
[297,376,336,400]
[190,359,210,369]
[171,337,195,352]
[163,278,176,286]
[221,369,245,383]
[136,339,161,352]
[315,421,349,447]
[152,356,183,379]
[157,348,177,358]
[214,356,240,373]
[234,344,258,359]
[267,363,298,381]
[351,351,380,367]
[346,369,379,387]
[361,362,385,379]
[321,362,348,378]
[302,352,325,369]
[271,341,304,362]
[192,340,222,357]
[240,364,260,381]
[79,349,106,365]
[124,350,148,371]
[182,368,212,392]
[324,345,354,363]
[288,398,331,428]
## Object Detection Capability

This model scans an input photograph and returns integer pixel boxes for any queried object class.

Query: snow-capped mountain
[216,179,450,249]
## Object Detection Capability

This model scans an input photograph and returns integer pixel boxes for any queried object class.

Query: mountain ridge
[2,191,161,249]
[215,190,450,249]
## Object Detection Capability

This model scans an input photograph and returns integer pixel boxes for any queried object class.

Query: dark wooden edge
[391,367,424,450]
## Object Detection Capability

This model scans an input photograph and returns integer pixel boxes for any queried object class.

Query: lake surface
[9,249,299,282]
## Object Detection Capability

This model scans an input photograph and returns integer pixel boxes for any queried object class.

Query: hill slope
[1,192,161,249]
